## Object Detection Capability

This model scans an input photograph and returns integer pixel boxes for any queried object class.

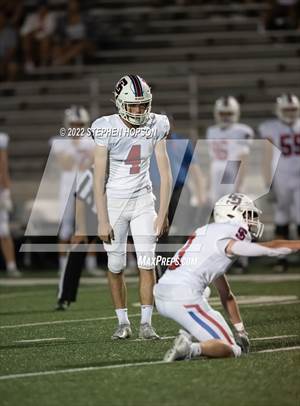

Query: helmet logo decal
[226,193,242,205]
[128,75,143,97]
[115,77,128,99]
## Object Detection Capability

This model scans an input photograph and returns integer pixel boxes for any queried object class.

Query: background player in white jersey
[93,75,172,340]
[206,96,254,204]
[259,94,300,272]
[154,193,299,361]
[0,132,21,277]
[51,106,95,275]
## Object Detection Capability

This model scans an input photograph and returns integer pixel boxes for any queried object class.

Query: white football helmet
[64,105,90,128]
[214,193,264,239]
[276,93,300,125]
[214,96,240,128]
[114,75,152,126]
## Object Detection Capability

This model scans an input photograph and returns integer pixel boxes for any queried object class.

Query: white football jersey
[206,123,253,163]
[0,133,9,149]
[92,113,169,198]
[50,136,95,166]
[159,221,251,292]
[259,118,300,180]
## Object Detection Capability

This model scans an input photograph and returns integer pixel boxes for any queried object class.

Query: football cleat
[6,269,22,278]
[138,323,160,340]
[55,300,70,311]
[111,324,132,340]
[164,330,192,362]
[273,258,288,273]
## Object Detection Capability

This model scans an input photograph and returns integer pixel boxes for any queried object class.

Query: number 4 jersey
[92,113,169,199]
[259,118,300,183]
[159,221,251,293]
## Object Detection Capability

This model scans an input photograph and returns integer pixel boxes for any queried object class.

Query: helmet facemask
[119,100,152,126]
[242,209,264,239]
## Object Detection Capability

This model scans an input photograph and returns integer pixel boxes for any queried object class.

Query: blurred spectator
[52,0,92,66]
[0,12,18,81]
[263,0,299,30]
[0,0,25,29]
[20,0,56,72]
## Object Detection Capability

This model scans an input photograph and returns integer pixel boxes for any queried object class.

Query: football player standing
[154,193,299,361]
[259,94,300,272]
[206,96,254,204]
[206,96,254,273]
[93,75,172,339]
[0,132,21,277]
[51,106,95,275]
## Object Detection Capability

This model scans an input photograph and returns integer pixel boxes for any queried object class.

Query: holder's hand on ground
[235,330,250,354]
[99,222,114,244]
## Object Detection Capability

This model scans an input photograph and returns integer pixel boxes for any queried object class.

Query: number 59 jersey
[258,118,300,182]
[92,113,169,199]
[159,221,251,293]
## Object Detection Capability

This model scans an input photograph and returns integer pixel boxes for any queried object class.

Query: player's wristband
[234,322,245,333]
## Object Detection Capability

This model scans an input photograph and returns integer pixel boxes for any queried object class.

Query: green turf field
[0,274,300,406]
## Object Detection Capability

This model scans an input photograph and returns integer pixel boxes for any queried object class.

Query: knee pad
[275,224,289,239]
[107,252,126,274]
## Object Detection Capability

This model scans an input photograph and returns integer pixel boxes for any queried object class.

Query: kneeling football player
[154,193,300,361]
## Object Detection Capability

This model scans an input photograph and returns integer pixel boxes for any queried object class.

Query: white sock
[141,305,153,325]
[85,254,97,271]
[232,344,242,358]
[59,256,67,273]
[7,261,17,271]
[115,308,130,325]
[190,343,202,358]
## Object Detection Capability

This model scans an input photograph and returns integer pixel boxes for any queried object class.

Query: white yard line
[251,335,298,341]
[1,296,299,330]
[15,338,66,343]
[133,334,298,342]
[133,335,176,342]
[258,346,300,353]
[1,274,300,287]
[0,346,299,381]
[0,313,143,329]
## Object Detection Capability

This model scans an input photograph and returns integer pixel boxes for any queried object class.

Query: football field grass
[0,273,299,406]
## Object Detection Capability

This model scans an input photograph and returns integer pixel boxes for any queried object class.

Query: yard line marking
[258,346,300,353]
[0,286,107,299]
[251,335,298,341]
[133,334,298,343]
[1,274,300,287]
[0,361,166,381]
[0,313,143,329]
[15,338,66,343]
[1,297,300,330]
[1,346,300,381]
[133,336,176,342]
